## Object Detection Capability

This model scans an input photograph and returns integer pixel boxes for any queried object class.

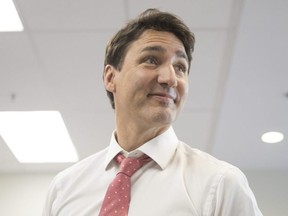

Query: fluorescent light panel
[0,0,24,32]
[261,131,284,144]
[0,111,79,163]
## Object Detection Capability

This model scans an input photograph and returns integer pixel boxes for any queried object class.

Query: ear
[103,65,117,93]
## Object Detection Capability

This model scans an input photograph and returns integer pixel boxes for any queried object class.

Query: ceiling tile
[0,32,43,110]
[18,0,127,31]
[212,0,288,170]
[127,0,233,28]
[0,32,38,74]
[32,32,113,111]
[184,30,228,111]
[173,111,215,152]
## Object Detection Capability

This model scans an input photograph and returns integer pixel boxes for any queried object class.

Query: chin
[150,109,176,125]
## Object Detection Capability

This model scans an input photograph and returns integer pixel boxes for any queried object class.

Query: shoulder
[177,141,238,173]
[52,147,108,187]
[43,148,110,214]
[176,141,248,194]
[176,142,262,215]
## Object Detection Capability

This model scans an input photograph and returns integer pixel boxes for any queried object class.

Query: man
[43,9,263,216]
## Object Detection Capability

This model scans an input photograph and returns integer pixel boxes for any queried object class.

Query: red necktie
[98,153,151,216]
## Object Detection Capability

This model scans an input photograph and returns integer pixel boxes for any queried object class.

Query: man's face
[105,30,189,130]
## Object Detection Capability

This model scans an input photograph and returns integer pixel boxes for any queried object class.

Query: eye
[143,56,158,65]
[174,64,187,74]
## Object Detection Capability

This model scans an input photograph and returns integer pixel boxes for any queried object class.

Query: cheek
[179,80,189,97]
[133,70,154,89]
[118,71,151,100]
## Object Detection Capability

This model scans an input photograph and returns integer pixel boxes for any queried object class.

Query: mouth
[148,92,176,103]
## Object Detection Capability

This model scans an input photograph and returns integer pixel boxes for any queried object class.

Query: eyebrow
[140,45,188,62]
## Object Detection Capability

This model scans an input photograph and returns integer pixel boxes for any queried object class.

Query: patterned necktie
[98,153,151,216]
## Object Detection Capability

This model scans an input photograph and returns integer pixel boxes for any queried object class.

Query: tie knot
[115,153,151,177]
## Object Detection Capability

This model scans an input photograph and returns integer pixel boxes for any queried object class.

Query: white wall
[0,173,55,216]
[244,170,288,216]
[0,171,287,216]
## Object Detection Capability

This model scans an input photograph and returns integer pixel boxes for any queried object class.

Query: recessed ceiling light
[0,111,79,163]
[0,0,24,32]
[261,131,284,144]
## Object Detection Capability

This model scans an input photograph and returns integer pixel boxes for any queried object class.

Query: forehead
[129,30,186,55]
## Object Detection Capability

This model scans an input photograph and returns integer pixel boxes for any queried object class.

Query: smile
[148,93,176,103]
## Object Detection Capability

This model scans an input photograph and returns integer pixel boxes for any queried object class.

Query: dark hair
[104,8,195,109]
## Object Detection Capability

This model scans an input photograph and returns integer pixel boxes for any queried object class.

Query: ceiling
[0,0,287,173]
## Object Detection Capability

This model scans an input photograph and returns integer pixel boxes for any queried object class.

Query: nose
[157,65,177,88]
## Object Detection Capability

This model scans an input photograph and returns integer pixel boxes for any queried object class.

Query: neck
[115,120,169,152]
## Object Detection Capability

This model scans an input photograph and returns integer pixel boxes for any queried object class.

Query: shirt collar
[104,127,178,170]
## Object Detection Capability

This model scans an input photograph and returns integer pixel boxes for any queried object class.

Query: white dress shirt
[43,127,263,216]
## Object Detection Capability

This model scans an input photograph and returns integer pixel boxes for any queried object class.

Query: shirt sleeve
[212,168,263,216]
